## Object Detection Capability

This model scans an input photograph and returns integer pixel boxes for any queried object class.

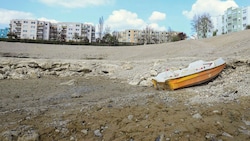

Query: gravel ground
[0,30,249,141]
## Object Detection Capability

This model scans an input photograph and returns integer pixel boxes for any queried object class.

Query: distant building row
[3,19,180,44]
[9,19,96,43]
[206,6,250,38]
[6,19,178,44]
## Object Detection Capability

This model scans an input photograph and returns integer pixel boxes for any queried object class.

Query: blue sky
[0,0,250,36]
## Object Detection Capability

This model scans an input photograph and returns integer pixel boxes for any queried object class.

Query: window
[22,25,28,28]
[243,17,247,20]
[31,26,36,28]
[23,30,27,32]
[31,21,36,24]
[23,21,28,23]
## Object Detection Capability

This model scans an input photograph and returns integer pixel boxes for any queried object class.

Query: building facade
[117,29,172,44]
[118,29,140,43]
[9,19,95,42]
[211,6,250,36]
[0,27,9,38]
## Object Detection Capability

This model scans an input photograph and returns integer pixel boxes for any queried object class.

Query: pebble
[192,113,202,119]
[81,129,88,135]
[94,129,102,137]
[128,115,134,120]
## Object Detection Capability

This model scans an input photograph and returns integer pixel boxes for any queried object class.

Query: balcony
[16,23,21,26]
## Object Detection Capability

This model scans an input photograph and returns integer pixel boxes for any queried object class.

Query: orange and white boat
[152,58,226,90]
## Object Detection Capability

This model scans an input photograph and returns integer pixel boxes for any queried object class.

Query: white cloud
[0,8,59,28]
[37,17,59,23]
[0,8,35,26]
[105,9,146,31]
[148,23,166,31]
[39,0,114,8]
[149,11,166,22]
[183,0,238,19]
[105,9,167,31]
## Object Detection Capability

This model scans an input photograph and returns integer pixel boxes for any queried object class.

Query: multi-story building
[0,27,9,38]
[223,7,243,34]
[82,24,96,43]
[56,22,96,42]
[117,29,172,44]
[9,19,50,40]
[118,29,140,43]
[242,6,250,29]
[211,6,250,36]
[9,19,96,43]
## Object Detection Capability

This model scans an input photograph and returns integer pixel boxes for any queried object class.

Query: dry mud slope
[0,30,249,140]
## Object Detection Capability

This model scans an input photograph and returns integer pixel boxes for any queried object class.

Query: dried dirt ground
[0,30,250,141]
[0,76,250,141]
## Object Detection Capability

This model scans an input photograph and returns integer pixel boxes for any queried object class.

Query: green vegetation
[0,38,139,46]
[246,25,250,30]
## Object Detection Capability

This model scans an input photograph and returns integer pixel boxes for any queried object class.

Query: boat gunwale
[167,63,226,90]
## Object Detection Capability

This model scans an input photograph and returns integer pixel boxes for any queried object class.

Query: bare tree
[191,13,213,38]
[98,16,104,40]
[73,33,79,42]
[167,27,174,42]
[138,25,155,45]
[104,25,111,35]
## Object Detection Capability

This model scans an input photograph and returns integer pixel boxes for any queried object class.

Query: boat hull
[167,63,226,90]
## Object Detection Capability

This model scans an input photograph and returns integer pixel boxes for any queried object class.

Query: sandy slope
[1,30,249,61]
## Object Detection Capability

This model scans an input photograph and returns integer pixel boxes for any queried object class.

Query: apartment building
[118,29,140,43]
[0,27,9,38]
[242,6,250,29]
[211,6,250,36]
[223,7,243,33]
[56,22,95,42]
[9,19,96,42]
[117,29,171,44]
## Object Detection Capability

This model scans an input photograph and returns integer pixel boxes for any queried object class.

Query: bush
[171,35,181,42]
[246,25,250,30]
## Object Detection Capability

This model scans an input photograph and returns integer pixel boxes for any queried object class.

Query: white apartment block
[211,6,250,37]
[10,19,95,43]
[242,6,250,29]
[10,19,51,40]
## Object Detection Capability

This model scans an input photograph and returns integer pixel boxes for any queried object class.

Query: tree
[246,25,250,30]
[7,32,18,39]
[102,33,118,45]
[73,33,79,42]
[191,13,213,39]
[104,25,111,35]
[171,32,187,42]
[167,27,174,42]
[81,25,88,41]
[138,25,156,45]
[98,16,104,41]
